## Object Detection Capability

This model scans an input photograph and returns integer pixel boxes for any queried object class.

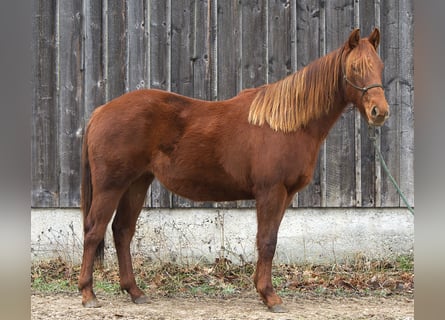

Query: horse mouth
[368,118,387,127]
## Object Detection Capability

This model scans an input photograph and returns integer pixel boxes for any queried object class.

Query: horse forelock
[248,48,344,132]
[345,41,376,79]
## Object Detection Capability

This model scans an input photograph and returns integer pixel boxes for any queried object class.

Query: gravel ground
[31,292,414,320]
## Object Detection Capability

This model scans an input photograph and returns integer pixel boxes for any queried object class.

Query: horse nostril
[371,106,378,118]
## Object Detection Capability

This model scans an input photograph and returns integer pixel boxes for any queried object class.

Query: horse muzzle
[367,104,390,126]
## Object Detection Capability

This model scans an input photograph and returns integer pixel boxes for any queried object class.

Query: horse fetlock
[264,294,283,309]
[81,290,100,308]
[126,286,148,304]
[78,276,93,292]
[256,282,282,308]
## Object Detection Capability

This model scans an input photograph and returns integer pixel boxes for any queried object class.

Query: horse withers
[79,28,389,312]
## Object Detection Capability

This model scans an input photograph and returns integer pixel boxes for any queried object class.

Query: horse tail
[81,124,105,265]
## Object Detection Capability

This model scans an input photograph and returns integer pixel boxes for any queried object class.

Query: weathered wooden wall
[31,0,414,209]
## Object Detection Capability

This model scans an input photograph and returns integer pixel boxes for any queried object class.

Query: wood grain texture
[104,0,127,101]
[398,0,414,208]
[381,0,401,207]
[32,0,59,207]
[58,0,83,207]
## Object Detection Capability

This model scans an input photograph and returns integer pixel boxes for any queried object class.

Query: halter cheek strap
[343,75,384,98]
[342,64,384,98]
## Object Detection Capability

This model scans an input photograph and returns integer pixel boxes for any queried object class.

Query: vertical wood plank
[192,0,212,101]
[32,0,59,207]
[359,0,377,36]
[126,0,149,91]
[324,0,356,207]
[267,0,292,83]
[149,0,171,90]
[170,0,193,96]
[58,0,84,207]
[104,0,127,101]
[240,0,267,89]
[149,0,172,208]
[358,0,378,207]
[209,0,218,102]
[398,0,414,207]
[216,0,241,100]
[294,0,323,208]
[380,0,401,206]
[83,1,105,124]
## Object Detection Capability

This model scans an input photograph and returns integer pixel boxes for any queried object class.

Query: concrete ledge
[31,208,413,264]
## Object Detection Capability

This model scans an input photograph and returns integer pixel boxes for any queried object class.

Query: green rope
[369,128,414,215]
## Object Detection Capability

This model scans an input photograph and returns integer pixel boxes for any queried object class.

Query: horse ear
[348,28,361,49]
[368,28,380,49]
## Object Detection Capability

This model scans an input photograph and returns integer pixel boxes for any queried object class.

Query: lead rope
[368,126,415,215]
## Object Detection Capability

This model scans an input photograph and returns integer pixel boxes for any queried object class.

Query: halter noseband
[342,65,384,98]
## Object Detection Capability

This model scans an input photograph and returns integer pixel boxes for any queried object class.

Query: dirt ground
[31,292,414,320]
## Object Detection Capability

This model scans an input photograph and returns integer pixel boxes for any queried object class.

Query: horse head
[343,28,390,126]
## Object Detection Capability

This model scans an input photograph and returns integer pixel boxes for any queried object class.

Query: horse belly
[168,181,252,202]
[153,158,252,202]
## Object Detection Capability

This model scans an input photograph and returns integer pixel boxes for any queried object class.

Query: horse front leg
[254,184,291,313]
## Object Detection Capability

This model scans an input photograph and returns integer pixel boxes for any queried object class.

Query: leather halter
[342,65,384,98]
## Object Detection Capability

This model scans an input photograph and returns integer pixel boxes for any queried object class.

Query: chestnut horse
[79,28,389,312]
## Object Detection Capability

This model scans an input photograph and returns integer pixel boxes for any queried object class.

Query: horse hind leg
[79,188,123,308]
[112,173,153,304]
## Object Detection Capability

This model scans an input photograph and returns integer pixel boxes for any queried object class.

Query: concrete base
[31,208,413,264]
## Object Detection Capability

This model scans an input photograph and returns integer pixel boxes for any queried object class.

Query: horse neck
[303,49,349,141]
[307,92,348,142]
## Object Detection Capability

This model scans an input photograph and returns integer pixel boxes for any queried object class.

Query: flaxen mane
[248,48,345,132]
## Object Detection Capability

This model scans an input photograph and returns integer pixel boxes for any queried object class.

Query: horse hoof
[133,295,150,304]
[82,298,101,308]
[269,304,288,313]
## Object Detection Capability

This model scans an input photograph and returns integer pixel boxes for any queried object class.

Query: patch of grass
[31,255,414,298]
[396,254,414,272]
[94,281,122,294]
[32,277,74,293]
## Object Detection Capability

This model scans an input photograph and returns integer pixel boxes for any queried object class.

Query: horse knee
[78,274,93,290]
[257,239,278,260]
